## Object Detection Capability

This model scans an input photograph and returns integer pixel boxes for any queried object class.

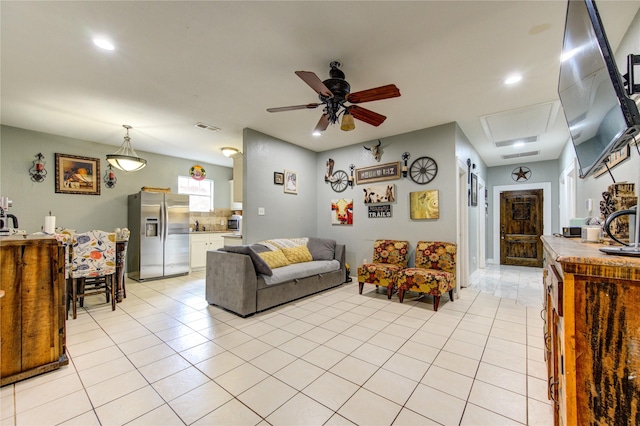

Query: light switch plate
[258,207,265,215]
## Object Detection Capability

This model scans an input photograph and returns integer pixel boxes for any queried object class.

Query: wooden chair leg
[358,282,364,294]
[433,295,441,311]
[449,289,454,302]
[72,278,78,319]
[110,276,116,311]
[387,285,393,299]
[398,289,405,303]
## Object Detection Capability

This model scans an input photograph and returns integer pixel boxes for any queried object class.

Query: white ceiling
[2,1,638,168]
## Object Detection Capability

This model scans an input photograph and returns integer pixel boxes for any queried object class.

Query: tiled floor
[2,264,553,425]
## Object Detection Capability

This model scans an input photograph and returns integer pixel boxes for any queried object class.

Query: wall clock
[409,156,438,184]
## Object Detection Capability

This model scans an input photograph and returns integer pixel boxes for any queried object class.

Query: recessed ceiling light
[504,74,522,85]
[312,131,322,137]
[93,38,115,51]
[513,141,525,148]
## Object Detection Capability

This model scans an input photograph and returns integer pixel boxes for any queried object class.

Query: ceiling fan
[267,61,401,133]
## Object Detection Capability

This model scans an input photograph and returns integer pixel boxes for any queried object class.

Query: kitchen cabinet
[1,235,68,386]
[230,180,242,211]
[541,236,640,425]
[190,233,224,270]
[223,234,242,247]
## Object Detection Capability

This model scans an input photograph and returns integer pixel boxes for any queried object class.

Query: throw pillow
[281,245,313,264]
[258,249,290,269]
[223,245,273,276]
[307,237,336,261]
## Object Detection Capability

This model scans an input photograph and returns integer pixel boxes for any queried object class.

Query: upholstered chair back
[415,241,456,275]
[372,240,409,267]
[70,230,116,278]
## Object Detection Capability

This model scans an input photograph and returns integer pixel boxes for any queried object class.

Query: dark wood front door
[500,189,543,267]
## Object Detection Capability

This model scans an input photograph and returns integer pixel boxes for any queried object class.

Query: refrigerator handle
[160,201,166,241]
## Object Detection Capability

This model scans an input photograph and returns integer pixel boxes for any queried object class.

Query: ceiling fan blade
[314,114,331,132]
[295,71,334,98]
[349,105,387,127]
[346,84,401,104]
[267,103,321,113]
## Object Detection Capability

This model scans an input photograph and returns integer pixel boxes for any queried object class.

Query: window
[178,176,214,212]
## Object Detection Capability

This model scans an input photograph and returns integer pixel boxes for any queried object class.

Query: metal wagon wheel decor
[409,156,438,184]
[330,170,349,192]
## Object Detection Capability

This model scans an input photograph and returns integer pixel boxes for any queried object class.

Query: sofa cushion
[222,245,273,276]
[307,237,336,261]
[258,249,290,269]
[261,260,341,286]
[281,245,313,264]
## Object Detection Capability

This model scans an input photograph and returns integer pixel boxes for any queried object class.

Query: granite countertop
[222,233,242,238]
[190,230,228,234]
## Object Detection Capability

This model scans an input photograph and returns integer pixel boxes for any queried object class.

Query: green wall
[0,125,233,233]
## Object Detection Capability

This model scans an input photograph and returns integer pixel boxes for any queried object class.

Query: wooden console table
[541,235,640,425]
[0,235,68,386]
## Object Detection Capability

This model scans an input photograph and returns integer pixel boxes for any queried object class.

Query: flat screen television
[558,0,640,178]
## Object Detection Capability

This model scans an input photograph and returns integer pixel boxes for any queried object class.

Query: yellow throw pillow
[258,249,290,269]
[281,245,313,264]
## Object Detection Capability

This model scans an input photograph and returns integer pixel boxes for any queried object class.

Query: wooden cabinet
[541,236,640,425]
[190,233,224,270]
[1,235,68,386]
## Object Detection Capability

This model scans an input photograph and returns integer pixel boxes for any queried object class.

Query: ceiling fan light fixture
[221,147,240,157]
[106,125,147,172]
[340,110,355,131]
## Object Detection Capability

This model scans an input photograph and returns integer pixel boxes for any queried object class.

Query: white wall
[0,125,233,233]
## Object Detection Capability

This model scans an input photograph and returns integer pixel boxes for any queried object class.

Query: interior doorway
[492,182,551,265]
[559,159,578,228]
[499,189,544,267]
[477,175,486,269]
[457,158,469,289]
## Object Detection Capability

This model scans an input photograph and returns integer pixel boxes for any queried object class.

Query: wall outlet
[220,219,225,225]
[258,207,265,215]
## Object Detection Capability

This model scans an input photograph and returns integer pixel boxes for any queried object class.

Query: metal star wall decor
[512,166,531,182]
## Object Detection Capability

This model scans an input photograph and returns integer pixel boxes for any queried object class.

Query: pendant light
[106,125,147,172]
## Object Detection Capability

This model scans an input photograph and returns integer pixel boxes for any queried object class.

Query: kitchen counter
[191,230,228,234]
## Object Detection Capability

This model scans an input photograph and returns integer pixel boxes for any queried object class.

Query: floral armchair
[396,241,456,311]
[357,240,409,299]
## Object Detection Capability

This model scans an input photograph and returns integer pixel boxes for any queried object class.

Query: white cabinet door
[190,234,208,270]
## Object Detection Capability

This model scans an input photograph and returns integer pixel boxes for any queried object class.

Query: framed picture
[284,169,298,194]
[274,172,284,185]
[355,161,401,185]
[55,153,101,195]
[331,198,353,225]
[470,173,478,206]
[410,190,439,219]
[363,184,396,204]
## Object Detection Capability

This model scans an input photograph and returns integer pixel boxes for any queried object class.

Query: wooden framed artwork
[55,153,101,195]
[331,198,353,225]
[284,169,298,194]
[274,172,284,185]
[410,190,439,219]
[363,184,396,204]
[355,161,401,185]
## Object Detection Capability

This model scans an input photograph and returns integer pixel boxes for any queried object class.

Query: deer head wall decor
[364,140,382,162]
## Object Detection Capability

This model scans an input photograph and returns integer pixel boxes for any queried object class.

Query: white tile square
[195,350,245,379]
[192,398,262,426]
[363,368,419,405]
[138,353,191,383]
[94,386,163,425]
[337,388,402,426]
[350,342,394,367]
[85,370,148,408]
[303,345,347,370]
[421,365,474,400]
[16,389,93,425]
[179,341,226,364]
[151,366,211,401]
[329,355,378,386]
[229,338,273,361]
[468,380,527,423]
[214,362,269,395]
[267,392,334,425]
[460,403,523,425]
[169,381,233,425]
[405,383,466,425]
[302,372,359,411]
[274,358,325,390]
[250,347,298,374]
[237,376,297,418]
[126,403,185,425]
[475,361,527,395]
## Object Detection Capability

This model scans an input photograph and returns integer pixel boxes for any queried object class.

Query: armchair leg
[449,289,454,302]
[358,282,364,294]
[398,289,405,303]
[387,285,393,299]
[433,295,441,311]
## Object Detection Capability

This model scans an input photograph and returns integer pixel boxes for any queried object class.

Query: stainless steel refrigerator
[128,192,190,281]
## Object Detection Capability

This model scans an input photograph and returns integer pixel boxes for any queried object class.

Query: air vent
[194,122,221,132]
[495,136,538,147]
[501,150,540,160]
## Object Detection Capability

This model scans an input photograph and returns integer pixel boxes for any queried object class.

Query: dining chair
[69,230,117,319]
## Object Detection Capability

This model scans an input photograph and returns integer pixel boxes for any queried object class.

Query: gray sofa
[205,238,346,317]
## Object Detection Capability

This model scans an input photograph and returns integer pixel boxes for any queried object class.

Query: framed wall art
[470,173,478,206]
[362,184,396,204]
[284,169,298,194]
[410,190,439,219]
[355,161,400,185]
[55,153,101,195]
[274,172,284,185]
[331,198,353,225]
